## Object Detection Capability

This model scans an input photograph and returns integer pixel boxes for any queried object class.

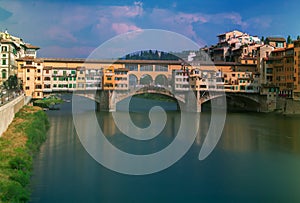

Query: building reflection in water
[218,113,300,154]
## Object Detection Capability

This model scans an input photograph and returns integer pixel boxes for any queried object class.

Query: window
[37,77,41,81]
[53,70,58,74]
[27,69,30,73]
[2,59,6,65]
[25,86,30,90]
[155,65,168,72]
[45,70,49,74]
[1,70,7,79]
[125,64,138,71]
[2,54,6,57]
[276,42,284,48]
[1,46,7,52]
[27,77,30,80]
[63,71,67,75]
[26,61,32,65]
[71,70,76,74]
[37,69,41,73]
[140,64,153,71]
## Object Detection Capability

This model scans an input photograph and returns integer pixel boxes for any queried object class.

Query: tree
[261,36,265,43]
[287,35,292,44]
[7,75,18,89]
[154,50,159,60]
[297,35,300,40]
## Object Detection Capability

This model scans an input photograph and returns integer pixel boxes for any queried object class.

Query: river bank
[0,106,49,202]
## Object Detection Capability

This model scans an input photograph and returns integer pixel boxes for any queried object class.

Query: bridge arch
[113,86,186,106]
[200,93,260,104]
[140,74,153,85]
[155,74,168,86]
[129,74,138,87]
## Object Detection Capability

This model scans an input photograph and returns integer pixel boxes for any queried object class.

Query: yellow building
[103,66,115,90]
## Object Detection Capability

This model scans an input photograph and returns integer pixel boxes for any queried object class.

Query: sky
[0,0,299,58]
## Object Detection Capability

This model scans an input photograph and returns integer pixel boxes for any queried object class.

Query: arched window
[1,46,8,52]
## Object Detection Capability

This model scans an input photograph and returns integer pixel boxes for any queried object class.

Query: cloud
[39,45,95,58]
[46,27,78,43]
[246,16,272,29]
[110,1,143,18]
[0,0,264,57]
[0,6,12,21]
[111,23,141,34]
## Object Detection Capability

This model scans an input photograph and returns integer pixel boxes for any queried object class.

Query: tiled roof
[25,44,40,49]
[266,37,286,42]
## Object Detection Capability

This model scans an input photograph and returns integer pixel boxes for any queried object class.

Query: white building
[0,30,39,85]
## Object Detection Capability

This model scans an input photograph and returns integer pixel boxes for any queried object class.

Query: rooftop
[266,37,286,42]
[24,44,40,50]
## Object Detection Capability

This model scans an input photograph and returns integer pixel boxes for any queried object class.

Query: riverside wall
[0,95,27,137]
[283,99,300,115]
[275,98,300,115]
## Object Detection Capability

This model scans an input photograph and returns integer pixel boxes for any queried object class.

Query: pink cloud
[174,13,209,24]
[46,27,78,43]
[207,12,248,29]
[39,45,95,58]
[110,1,143,18]
[111,23,142,35]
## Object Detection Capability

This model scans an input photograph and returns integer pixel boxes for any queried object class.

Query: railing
[0,89,24,106]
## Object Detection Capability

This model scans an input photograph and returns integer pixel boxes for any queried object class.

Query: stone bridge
[75,85,268,112]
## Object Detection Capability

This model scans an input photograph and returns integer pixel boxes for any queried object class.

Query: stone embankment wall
[283,99,300,115]
[275,98,300,115]
[0,95,27,137]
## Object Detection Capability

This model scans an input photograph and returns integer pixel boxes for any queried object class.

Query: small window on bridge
[125,64,138,71]
[140,64,153,71]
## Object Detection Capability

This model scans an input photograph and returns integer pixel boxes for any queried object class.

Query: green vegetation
[33,95,63,108]
[2,75,22,90]
[134,93,177,103]
[0,106,49,202]
[124,50,180,60]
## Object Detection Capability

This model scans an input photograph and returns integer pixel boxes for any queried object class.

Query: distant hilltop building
[196,30,300,100]
[201,30,262,64]
[0,30,39,85]
[187,52,196,62]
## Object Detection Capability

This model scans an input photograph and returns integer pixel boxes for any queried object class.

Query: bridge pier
[181,91,201,112]
[96,90,116,112]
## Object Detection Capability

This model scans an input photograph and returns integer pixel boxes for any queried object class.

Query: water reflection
[220,113,300,153]
[30,94,300,203]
